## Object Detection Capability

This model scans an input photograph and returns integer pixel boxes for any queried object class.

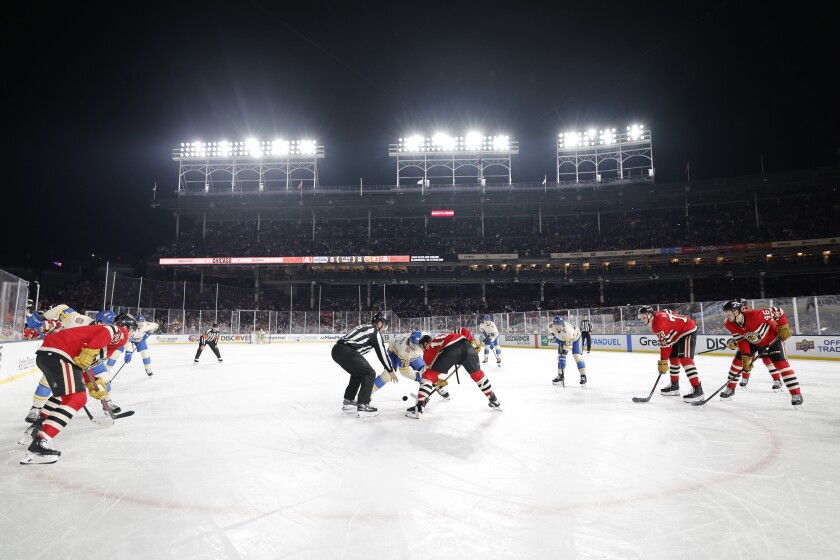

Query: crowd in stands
[154,200,837,260]
[31,272,833,327]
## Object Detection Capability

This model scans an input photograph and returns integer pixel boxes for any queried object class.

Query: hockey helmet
[96,310,116,324]
[418,332,433,347]
[722,300,744,313]
[483,314,492,322]
[637,305,655,318]
[211,323,219,328]
[136,314,145,323]
[113,312,138,331]
[371,312,389,326]
[409,331,424,346]
[552,316,564,325]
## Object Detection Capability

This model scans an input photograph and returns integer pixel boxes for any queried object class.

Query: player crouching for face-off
[637,306,704,402]
[406,327,501,419]
[19,321,130,465]
[720,299,803,408]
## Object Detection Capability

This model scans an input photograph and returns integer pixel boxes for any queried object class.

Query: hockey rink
[1,342,839,560]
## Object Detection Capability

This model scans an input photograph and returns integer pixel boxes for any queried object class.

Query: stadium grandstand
[2,132,838,340]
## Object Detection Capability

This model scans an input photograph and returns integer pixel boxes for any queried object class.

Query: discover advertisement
[630,334,840,359]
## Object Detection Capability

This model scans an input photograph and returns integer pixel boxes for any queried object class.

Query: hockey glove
[725,338,738,351]
[85,377,109,400]
[560,346,569,356]
[26,313,45,330]
[470,338,482,350]
[73,347,101,370]
[435,379,448,390]
[741,355,753,373]
[777,323,791,341]
[124,351,133,363]
[657,359,669,374]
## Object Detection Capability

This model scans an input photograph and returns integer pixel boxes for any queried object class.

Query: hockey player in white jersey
[372,331,450,400]
[477,314,502,366]
[107,314,158,377]
[547,316,588,387]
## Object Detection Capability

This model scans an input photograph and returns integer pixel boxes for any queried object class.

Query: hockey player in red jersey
[721,300,802,408]
[637,306,704,402]
[724,298,784,392]
[19,318,132,464]
[405,327,500,418]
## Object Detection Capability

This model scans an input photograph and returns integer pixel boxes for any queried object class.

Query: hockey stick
[406,365,460,406]
[101,398,135,419]
[82,405,115,427]
[632,372,663,403]
[108,361,128,383]
[691,379,730,406]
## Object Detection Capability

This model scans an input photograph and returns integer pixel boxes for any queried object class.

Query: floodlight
[299,140,317,155]
[600,128,616,145]
[493,135,509,151]
[627,124,645,141]
[432,133,455,151]
[465,131,483,150]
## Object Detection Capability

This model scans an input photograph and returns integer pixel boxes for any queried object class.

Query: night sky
[6,1,838,266]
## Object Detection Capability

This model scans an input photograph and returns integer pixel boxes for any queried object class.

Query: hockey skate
[739,376,750,388]
[791,393,803,409]
[218,358,223,363]
[105,400,122,415]
[18,416,44,446]
[660,382,680,396]
[193,359,199,365]
[24,406,42,424]
[682,384,704,403]
[145,369,154,377]
[356,403,378,418]
[772,379,784,392]
[482,358,488,364]
[20,437,61,465]
[720,387,735,401]
[487,392,502,411]
[580,373,587,386]
[342,399,358,411]
[496,359,501,367]
[405,401,424,419]
[552,370,565,386]
[437,388,451,401]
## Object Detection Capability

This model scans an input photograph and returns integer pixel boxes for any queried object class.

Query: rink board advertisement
[137,333,840,359]
[629,334,840,359]
[0,340,42,383]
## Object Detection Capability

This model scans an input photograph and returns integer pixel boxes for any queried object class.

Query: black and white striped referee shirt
[580,319,592,333]
[338,323,392,371]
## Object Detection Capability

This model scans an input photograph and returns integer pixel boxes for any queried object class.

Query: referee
[579,317,592,353]
[332,312,395,418]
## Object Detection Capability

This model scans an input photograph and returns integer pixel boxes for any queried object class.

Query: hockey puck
[402,395,408,401]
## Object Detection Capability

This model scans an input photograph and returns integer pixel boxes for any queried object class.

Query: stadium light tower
[389,131,519,187]
[556,124,653,184]
[172,138,325,194]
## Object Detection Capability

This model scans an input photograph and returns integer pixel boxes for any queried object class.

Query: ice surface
[2,344,839,560]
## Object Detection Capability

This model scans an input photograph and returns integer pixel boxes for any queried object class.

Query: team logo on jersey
[745,332,762,343]
[795,339,815,352]
[109,327,126,345]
